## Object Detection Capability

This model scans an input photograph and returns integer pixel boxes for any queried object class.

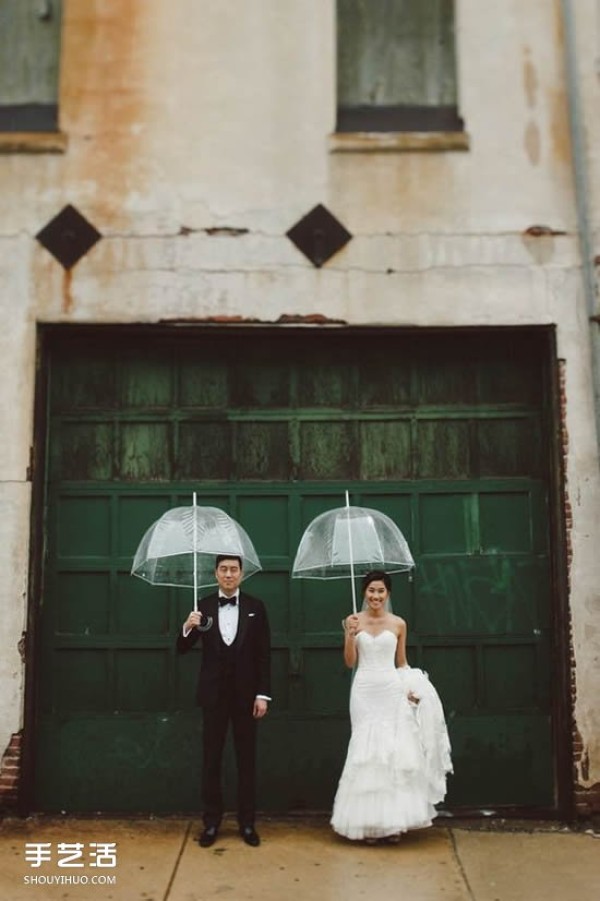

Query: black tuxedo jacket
[176,591,271,709]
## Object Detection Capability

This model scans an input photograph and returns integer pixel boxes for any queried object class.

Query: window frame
[334,0,466,146]
[0,0,66,153]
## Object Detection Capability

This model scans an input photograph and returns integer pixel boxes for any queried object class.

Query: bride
[330,571,452,843]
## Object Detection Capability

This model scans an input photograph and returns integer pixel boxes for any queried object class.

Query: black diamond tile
[36,204,102,269]
[286,204,352,267]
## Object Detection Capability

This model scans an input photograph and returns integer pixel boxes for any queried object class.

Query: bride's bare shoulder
[391,614,407,631]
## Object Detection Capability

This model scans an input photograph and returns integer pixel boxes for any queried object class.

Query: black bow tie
[219,596,238,607]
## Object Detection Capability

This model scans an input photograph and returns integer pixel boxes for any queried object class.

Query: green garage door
[33,328,559,813]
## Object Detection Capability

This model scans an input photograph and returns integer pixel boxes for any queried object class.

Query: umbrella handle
[196,615,213,632]
[345,490,358,615]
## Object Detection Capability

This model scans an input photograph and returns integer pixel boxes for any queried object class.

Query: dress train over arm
[396,665,453,804]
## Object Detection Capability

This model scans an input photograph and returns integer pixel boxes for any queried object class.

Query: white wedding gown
[331,629,452,841]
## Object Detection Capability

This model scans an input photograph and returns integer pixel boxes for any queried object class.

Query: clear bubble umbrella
[291,491,414,614]
[131,492,262,629]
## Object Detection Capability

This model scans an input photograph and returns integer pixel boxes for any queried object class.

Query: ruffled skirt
[330,667,452,841]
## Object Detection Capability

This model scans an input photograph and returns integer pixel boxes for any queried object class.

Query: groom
[177,555,271,847]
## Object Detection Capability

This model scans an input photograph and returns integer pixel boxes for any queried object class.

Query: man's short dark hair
[215,555,243,569]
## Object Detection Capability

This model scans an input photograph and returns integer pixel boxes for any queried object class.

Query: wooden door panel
[35,329,558,813]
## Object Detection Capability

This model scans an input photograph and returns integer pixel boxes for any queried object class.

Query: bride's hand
[408,691,420,705]
[345,615,359,637]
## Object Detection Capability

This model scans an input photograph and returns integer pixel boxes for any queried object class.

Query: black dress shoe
[239,826,260,847]
[199,826,218,848]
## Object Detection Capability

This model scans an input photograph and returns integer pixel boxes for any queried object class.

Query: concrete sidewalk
[1,816,598,901]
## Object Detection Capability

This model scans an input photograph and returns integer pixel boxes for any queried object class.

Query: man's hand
[253,698,268,719]
[185,611,203,631]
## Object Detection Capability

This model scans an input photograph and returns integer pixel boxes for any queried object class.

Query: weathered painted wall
[0,0,599,805]
[558,0,600,805]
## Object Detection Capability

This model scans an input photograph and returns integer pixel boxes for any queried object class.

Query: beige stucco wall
[0,0,599,797]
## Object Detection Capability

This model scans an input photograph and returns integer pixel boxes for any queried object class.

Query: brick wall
[0,731,21,808]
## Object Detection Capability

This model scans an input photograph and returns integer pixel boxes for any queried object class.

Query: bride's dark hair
[361,570,392,593]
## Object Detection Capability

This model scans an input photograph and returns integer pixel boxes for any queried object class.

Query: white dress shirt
[217,591,239,646]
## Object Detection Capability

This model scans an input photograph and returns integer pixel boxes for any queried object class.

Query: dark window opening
[336,0,463,133]
[0,0,63,132]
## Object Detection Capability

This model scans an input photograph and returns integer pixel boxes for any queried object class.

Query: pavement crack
[449,828,477,901]
[162,820,192,901]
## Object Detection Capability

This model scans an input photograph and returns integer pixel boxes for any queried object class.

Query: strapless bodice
[355,629,397,671]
